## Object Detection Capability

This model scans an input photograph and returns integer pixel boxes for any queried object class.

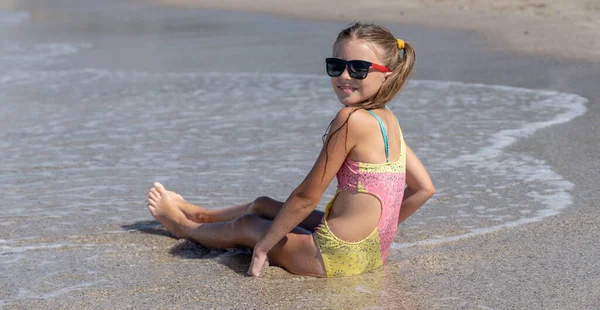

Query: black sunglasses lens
[348,61,370,80]
[326,58,346,77]
[326,59,372,79]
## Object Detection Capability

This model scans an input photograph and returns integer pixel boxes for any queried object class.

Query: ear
[383,71,392,81]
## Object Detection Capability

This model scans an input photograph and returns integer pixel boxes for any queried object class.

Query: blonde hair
[322,23,416,177]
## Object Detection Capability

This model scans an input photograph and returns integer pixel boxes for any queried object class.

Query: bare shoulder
[330,107,376,137]
[389,110,403,131]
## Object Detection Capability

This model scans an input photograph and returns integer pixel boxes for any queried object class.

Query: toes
[148,197,157,206]
[150,187,161,199]
[153,182,166,194]
[149,190,159,202]
[151,186,160,195]
[146,204,156,215]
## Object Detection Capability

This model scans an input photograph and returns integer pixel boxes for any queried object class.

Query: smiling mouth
[339,85,357,94]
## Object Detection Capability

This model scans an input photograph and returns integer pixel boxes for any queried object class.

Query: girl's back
[314,106,407,277]
[327,108,405,244]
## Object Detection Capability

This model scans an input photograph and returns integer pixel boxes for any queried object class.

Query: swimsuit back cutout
[314,107,407,277]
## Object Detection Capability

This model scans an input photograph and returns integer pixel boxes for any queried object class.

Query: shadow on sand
[121,220,252,275]
[121,220,175,238]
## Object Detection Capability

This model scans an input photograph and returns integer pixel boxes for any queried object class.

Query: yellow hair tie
[397,39,405,50]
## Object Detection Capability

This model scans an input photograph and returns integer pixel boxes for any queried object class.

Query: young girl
[146,22,434,278]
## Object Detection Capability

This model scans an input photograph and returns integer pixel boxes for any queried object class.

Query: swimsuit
[313,109,406,277]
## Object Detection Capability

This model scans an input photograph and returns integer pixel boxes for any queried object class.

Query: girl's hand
[247,245,269,277]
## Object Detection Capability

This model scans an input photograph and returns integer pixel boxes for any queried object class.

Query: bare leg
[150,183,324,231]
[147,183,325,277]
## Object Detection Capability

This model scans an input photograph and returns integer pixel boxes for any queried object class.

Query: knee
[229,213,265,248]
[247,196,273,215]
[231,213,262,231]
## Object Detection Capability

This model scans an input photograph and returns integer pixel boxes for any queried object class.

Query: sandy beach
[1,0,599,309]
[148,0,600,62]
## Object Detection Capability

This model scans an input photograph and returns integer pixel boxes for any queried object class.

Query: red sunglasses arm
[371,63,391,72]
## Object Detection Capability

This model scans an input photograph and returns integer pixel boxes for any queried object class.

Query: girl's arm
[398,143,435,224]
[248,107,360,276]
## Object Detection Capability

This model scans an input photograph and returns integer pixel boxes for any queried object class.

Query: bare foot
[149,186,211,224]
[147,182,196,238]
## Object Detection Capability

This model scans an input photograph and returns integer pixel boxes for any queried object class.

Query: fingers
[247,253,267,277]
[247,261,261,277]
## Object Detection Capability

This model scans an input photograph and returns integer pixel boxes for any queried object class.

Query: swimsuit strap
[366,110,390,162]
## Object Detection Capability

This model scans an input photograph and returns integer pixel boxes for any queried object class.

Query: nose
[339,65,352,80]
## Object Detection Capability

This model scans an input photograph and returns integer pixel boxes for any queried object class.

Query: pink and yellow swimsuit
[313,109,406,277]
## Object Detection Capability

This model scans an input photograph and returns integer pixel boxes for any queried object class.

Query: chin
[338,97,362,107]
[335,93,354,104]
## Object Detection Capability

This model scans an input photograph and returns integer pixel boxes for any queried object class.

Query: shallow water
[0,2,588,305]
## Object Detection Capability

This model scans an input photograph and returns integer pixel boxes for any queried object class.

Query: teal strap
[366,110,389,162]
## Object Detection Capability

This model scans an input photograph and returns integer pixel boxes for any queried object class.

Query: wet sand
[2,1,600,309]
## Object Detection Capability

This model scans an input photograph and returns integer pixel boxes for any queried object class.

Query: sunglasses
[325,57,390,80]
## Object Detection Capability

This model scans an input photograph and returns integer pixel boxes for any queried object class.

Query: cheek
[362,77,384,95]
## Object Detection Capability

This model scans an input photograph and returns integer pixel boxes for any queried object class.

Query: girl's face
[331,39,391,106]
